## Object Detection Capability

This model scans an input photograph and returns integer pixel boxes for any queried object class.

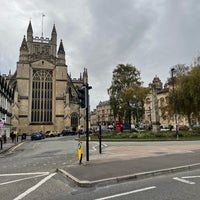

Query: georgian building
[90,109,98,127]
[144,76,189,128]
[0,74,14,137]
[8,21,87,134]
[95,100,114,126]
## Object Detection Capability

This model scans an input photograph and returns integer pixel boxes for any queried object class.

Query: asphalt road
[1,138,200,200]
[58,168,200,200]
[0,136,81,200]
[0,136,78,173]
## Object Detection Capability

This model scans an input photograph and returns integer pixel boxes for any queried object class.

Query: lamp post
[171,68,179,140]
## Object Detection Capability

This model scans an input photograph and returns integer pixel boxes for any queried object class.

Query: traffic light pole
[85,83,92,162]
[78,80,92,162]
[86,96,89,161]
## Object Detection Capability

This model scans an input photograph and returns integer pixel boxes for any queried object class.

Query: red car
[178,125,189,131]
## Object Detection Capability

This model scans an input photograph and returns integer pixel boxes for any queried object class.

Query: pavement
[0,138,18,154]
[57,140,200,187]
[2,138,200,188]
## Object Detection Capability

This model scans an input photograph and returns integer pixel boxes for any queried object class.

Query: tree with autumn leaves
[168,65,200,127]
[108,64,149,128]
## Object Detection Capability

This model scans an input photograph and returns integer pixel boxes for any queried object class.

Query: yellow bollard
[78,141,83,165]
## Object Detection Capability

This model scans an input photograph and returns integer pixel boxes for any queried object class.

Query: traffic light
[78,87,86,108]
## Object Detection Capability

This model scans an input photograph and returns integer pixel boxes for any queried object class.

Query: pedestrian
[2,130,7,143]
[13,131,17,143]
[120,124,124,133]
[10,132,15,143]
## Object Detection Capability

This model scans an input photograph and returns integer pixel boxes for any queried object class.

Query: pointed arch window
[31,69,53,123]
[71,112,78,130]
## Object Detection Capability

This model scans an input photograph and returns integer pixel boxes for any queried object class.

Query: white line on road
[0,174,48,186]
[92,142,107,151]
[94,186,156,200]
[13,173,56,200]
[10,142,24,152]
[173,177,195,185]
[0,172,49,176]
[182,175,200,179]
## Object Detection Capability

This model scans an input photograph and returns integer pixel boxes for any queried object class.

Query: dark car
[61,130,77,136]
[31,132,45,140]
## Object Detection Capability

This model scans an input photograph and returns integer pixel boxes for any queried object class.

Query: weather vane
[41,13,45,37]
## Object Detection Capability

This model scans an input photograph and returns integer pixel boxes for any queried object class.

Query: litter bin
[21,133,27,141]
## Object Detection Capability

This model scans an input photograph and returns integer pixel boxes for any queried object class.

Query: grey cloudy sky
[1,0,200,110]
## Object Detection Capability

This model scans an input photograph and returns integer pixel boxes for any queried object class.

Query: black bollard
[99,125,102,154]
[0,139,2,150]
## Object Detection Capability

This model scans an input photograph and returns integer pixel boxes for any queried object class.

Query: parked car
[61,130,77,136]
[192,124,200,128]
[160,127,170,131]
[108,125,114,130]
[178,125,189,131]
[31,132,45,140]
[45,130,60,137]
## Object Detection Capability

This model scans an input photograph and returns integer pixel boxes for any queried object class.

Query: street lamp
[171,68,179,140]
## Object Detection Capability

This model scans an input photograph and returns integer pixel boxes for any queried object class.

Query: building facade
[95,100,114,126]
[144,76,189,129]
[92,76,191,130]
[0,74,14,137]
[9,21,87,134]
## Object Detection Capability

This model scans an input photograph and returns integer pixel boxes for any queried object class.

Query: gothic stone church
[9,21,86,134]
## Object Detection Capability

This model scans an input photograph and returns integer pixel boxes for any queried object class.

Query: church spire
[58,40,65,54]
[27,20,33,42]
[83,68,88,84]
[19,36,29,62]
[20,36,28,51]
[57,39,66,65]
[52,24,57,34]
[51,24,57,44]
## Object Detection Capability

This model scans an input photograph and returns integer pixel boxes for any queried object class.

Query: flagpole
[41,13,45,37]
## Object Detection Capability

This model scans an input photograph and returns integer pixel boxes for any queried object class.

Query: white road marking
[173,177,195,184]
[182,175,200,179]
[13,173,56,200]
[0,174,48,186]
[92,142,107,151]
[94,186,156,200]
[0,172,49,176]
[103,143,108,147]
[10,142,24,152]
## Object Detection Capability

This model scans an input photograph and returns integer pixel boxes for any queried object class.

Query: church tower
[11,21,84,134]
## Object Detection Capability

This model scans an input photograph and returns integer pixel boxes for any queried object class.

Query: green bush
[87,129,200,140]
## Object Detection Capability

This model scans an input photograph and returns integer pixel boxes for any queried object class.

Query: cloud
[1,0,200,110]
